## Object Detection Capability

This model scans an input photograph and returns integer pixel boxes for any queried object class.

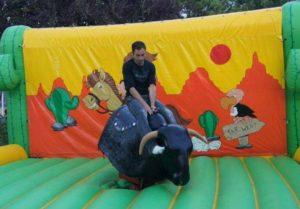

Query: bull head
[138,125,206,186]
[139,128,205,155]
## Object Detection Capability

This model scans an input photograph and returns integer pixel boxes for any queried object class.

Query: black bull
[98,105,204,187]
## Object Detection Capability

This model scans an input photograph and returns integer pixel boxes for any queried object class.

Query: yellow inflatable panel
[294,147,300,163]
[23,7,283,95]
[0,144,27,166]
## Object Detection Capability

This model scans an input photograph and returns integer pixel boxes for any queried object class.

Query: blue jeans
[125,95,177,153]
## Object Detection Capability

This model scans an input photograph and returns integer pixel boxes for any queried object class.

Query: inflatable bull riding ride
[98,104,205,189]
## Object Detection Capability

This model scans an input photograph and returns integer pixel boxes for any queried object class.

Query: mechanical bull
[98,105,205,188]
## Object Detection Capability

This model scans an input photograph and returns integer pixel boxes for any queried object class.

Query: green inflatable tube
[283,1,300,156]
[0,26,30,152]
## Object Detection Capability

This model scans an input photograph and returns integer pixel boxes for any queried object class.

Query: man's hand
[129,87,153,115]
[151,104,158,113]
[144,104,153,115]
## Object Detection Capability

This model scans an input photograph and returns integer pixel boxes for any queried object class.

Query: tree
[179,0,291,18]
[1,0,292,35]
[0,0,182,35]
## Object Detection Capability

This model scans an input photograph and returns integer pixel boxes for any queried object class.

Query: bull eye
[156,137,165,146]
[156,135,168,147]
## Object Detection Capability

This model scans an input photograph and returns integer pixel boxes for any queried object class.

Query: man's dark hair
[132,41,146,52]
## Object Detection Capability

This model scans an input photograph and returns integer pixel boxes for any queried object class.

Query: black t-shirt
[122,59,156,96]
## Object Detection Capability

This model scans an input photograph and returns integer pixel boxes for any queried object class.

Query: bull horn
[139,131,158,155]
[187,129,207,143]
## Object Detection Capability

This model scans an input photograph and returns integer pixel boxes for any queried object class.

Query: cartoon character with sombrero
[221,89,265,149]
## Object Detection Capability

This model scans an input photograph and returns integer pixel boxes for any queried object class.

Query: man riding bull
[122,41,177,155]
[97,41,205,189]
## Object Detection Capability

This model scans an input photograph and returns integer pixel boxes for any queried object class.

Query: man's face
[133,48,146,66]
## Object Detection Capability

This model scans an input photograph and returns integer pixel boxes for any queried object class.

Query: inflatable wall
[2,4,300,158]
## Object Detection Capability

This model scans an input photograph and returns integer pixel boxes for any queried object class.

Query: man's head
[132,41,146,66]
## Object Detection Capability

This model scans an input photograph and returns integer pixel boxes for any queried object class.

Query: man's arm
[149,84,156,111]
[129,87,153,114]
[148,64,157,111]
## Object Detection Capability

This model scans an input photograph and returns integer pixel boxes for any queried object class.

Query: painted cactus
[45,88,79,131]
[198,110,219,141]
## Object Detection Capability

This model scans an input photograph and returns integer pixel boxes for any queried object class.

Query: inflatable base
[0,156,299,209]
